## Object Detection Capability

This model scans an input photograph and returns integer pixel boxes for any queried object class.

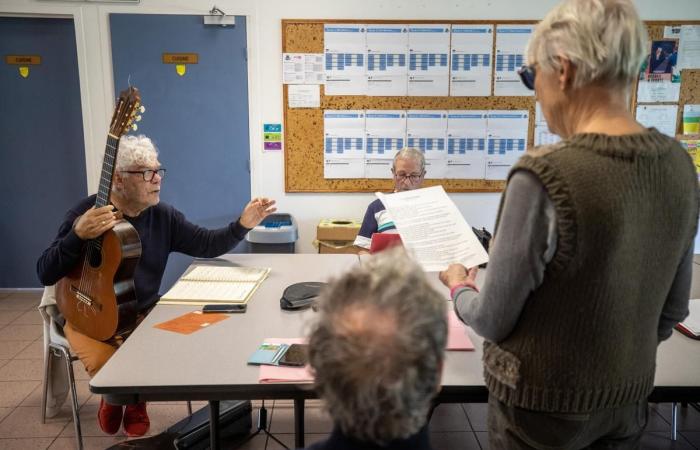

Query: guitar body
[56,221,142,341]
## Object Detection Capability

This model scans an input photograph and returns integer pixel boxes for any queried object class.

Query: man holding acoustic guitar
[37,131,276,437]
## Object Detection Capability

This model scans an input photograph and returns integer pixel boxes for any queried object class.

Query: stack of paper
[159,265,270,305]
[257,338,314,384]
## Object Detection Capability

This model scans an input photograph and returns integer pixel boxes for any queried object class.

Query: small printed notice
[450,25,493,97]
[366,24,409,96]
[324,110,366,178]
[282,53,325,84]
[534,103,561,146]
[635,104,678,138]
[637,39,681,103]
[494,25,534,96]
[263,123,282,151]
[446,110,488,179]
[485,110,529,180]
[407,110,449,178]
[407,25,451,96]
[288,84,320,108]
[365,110,406,179]
[324,24,368,95]
[679,25,700,70]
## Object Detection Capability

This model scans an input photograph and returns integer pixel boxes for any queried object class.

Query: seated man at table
[36,134,276,437]
[353,148,426,251]
[305,249,446,449]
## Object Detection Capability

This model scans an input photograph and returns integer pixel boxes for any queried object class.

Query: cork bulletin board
[282,19,700,193]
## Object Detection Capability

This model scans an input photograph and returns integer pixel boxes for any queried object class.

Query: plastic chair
[39,287,83,450]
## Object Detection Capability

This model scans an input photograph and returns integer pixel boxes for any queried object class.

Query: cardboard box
[318,240,359,254]
[316,219,361,254]
[317,219,361,241]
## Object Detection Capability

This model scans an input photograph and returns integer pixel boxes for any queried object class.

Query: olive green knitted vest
[484,129,699,413]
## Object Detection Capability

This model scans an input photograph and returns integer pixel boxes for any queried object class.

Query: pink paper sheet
[446,309,475,351]
[258,338,314,384]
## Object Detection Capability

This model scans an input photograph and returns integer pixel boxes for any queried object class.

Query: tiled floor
[0,291,698,449]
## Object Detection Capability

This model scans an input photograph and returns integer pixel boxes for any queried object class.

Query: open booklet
[159,265,270,306]
[376,185,489,271]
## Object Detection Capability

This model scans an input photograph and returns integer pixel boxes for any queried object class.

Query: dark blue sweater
[37,195,249,311]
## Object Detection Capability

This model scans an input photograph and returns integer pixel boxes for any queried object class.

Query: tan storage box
[316,219,361,254]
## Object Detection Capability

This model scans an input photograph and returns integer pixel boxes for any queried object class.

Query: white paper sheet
[366,24,409,96]
[407,25,451,96]
[450,25,493,97]
[288,84,320,108]
[406,110,448,165]
[635,104,679,138]
[446,110,488,179]
[324,110,366,178]
[376,185,489,271]
[494,25,534,97]
[485,110,529,180]
[282,53,325,84]
[679,25,700,70]
[534,103,561,146]
[324,24,368,95]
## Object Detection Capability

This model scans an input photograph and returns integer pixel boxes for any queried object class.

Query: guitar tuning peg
[135,115,142,122]
[132,124,138,131]
[139,105,146,113]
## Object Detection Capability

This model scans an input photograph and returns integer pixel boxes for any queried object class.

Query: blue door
[110,14,251,292]
[0,17,87,288]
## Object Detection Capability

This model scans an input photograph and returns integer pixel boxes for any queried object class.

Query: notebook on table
[159,265,270,306]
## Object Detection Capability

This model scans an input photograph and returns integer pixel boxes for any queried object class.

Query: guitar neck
[96,134,120,208]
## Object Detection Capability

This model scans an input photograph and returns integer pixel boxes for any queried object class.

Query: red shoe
[123,401,150,437]
[97,397,123,435]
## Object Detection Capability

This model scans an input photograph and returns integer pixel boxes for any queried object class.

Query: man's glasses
[393,172,424,183]
[121,168,166,182]
[517,64,536,90]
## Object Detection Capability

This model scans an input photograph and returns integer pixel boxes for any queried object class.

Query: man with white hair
[353,148,426,251]
[37,134,276,437]
[305,249,446,449]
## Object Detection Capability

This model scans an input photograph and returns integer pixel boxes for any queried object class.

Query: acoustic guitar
[56,87,145,341]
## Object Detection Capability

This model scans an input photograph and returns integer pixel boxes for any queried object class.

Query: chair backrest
[38,285,69,348]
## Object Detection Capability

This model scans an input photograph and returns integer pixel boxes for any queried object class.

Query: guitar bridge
[69,285,99,309]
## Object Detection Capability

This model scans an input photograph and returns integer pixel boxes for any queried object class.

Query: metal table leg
[210,400,220,450]
[294,398,305,448]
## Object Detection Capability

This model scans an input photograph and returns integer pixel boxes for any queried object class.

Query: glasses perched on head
[517,64,536,90]
[393,172,424,183]
[121,168,166,182]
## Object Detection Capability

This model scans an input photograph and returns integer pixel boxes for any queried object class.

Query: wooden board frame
[282,19,700,193]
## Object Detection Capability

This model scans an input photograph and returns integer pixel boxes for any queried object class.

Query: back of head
[527,0,647,89]
[308,248,447,445]
[116,134,158,171]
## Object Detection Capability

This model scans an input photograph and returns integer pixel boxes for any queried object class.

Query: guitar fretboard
[96,135,120,208]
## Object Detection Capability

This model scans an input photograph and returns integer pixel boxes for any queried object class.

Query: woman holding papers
[37,135,276,437]
[439,1,699,448]
[353,148,426,251]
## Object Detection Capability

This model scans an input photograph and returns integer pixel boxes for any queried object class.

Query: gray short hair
[393,148,426,173]
[308,249,447,445]
[116,134,159,171]
[527,0,647,89]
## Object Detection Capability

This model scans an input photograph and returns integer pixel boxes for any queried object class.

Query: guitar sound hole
[88,250,103,268]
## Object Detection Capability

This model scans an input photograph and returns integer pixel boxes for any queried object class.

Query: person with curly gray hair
[440,0,698,448]
[305,249,446,449]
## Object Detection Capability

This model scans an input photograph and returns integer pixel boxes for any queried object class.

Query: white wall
[2,0,699,253]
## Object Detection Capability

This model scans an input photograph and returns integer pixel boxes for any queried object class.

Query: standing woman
[440,0,699,448]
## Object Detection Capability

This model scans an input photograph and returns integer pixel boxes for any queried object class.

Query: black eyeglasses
[517,64,536,90]
[121,168,166,182]
[393,171,424,183]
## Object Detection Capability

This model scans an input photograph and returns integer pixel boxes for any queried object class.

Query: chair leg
[40,345,53,424]
[57,346,83,450]
[187,401,193,415]
[671,402,678,441]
